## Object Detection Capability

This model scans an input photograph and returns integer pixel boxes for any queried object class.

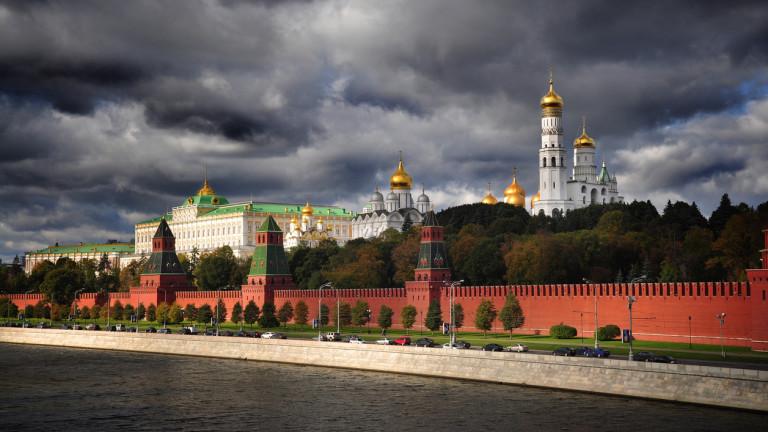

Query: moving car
[482,343,505,352]
[506,343,529,353]
[414,338,436,347]
[376,338,394,345]
[552,347,575,356]
[394,336,412,346]
[442,341,470,349]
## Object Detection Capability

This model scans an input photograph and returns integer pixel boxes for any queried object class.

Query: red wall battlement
[275,288,407,327]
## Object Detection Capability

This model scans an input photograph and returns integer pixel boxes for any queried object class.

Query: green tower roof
[258,215,282,232]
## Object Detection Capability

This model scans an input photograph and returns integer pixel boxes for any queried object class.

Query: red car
[394,336,412,346]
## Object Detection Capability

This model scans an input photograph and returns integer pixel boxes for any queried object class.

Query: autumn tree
[401,305,417,333]
[474,300,497,336]
[351,300,370,326]
[499,293,525,339]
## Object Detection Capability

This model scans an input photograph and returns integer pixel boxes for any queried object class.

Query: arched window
[553,182,556,189]
[551,156,556,167]
[581,185,586,193]
[601,188,606,195]
[542,158,547,167]
[560,157,564,166]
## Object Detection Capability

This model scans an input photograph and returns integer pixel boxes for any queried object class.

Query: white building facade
[531,77,623,216]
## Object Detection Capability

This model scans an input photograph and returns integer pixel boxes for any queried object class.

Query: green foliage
[259,303,279,328]
[332,302,351,327]
[123,304,135,321]
[231,302,243,324]
[550,323,578,339]
[0,298,19,318]
[183,304,197,322]
[597,324,621,341]
[168,304,183,324]
[452,303,464,329]
[80,305,91,319]
[499,293,525,334]
[147,303,157,321]
[474,300,497,335]
[351,300,370,326]
[197,304,212,323]
[215,299,227,323]
[136,303,146,321]
[278,301,294,326]
[377,305,393,329]
[425,300,442,332]
[401,305,417,331]
[294,301,309,325]
[90,304,101,320]
[24,304,35,319]
[34,301,50,319]
[194,246,247,290]
[39,264,83,305]
[320,304,329,325]
[111,301,124,320]
[244,301,259,325]
[156,302,170,324]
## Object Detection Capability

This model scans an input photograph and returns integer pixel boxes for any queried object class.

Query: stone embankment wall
[1,328,766,412]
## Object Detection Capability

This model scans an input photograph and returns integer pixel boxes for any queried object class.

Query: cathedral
[352,154,431,238]
[530,75,623,216]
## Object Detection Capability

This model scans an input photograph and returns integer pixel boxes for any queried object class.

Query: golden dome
[197,178,216,196]
[503,169,527,207]
[574,117,595,148]
[530,191,541,210]
[301,202,314,216]
[390,153,413,190]
[291,213,299,223]
[481,183,499,205]
[540,75,564,110]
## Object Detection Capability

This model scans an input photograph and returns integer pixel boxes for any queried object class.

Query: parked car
[126,326,138,333]
[59,324,72,330]
[376,338,394,345]
[221,330,234,337]
[415,338,436,347]
[552,347,575,356]
[85,324,101,331]
[326,332,342,341]
[632,351,655,362]
[650,355,677,364]
[456,340,471,349]
[145,327,157,333]
[184,326,199,335]
[506,343,529,353]
[35,322,50,329]
[106,325,118,332]
[394,336,412,346]
[158,328,173,334]
[584,347,611,358]
[572,347,590,356]
[72,324,84,330]
[312,334,328,341]
[21,322,32,328]
[482,343,505,352]
[204,328,216,336]
[348,336,365,344]
[247,331,261,338]
[115,324,126,332]
[262,332,287,339]
[235,331,248,337]
[442,342,469,349]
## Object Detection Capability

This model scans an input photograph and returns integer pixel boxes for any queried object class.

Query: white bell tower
[537,73,570,216]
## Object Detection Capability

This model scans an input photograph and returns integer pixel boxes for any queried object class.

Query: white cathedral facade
[352,155,431,238]
[531,76,623,216]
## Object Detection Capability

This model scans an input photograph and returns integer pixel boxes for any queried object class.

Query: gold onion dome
[390,153,413,190]
[301,201,314,216]
[540,76,564,109]
[197,178,216,196]
[503,170,526,207]
[530,191,541,210]
[574,118,595,148]
[481,183,498,205]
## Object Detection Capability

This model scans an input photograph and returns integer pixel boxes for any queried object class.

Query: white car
[262,332,277,339]
[507,343,529,352]
[442,343,458,349]
[348,336,365,344]
[376,338,393,345]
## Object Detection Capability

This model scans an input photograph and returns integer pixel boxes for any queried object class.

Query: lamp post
[716,312,726,359]
[627,296,636,361]
[317,282,332,341]
[583,278,598,349]
[579,312,584,344]
[366,308,371,334]
[688,315,692,350]
[445,280,464,347]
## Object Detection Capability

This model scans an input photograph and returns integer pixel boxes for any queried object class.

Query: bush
[597,324,621,341]
[197,304,213,323]
[80,306,91,320]
[91,304,101,320]
[550,323,577,339]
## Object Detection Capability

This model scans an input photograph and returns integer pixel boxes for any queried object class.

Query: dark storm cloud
[0,0,766,260]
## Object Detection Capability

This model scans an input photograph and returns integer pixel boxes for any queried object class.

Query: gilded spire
[540,70,564,112]
[503,166,526,207]
[574,115,596,148]
[196,164,216,196]
[390,151,413,190]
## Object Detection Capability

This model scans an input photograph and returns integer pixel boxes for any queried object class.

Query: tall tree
[244,301,260,326]
[452,303,465,330]
[197,304,213,323]
[259,303,279,328]
[709,194,740,235]
[277,302,294,327]
[294,301,309,325]
[168,304,183,324]
[215,299,227,323]
[499,293,525,339]
[474,300,497,336]
[231,302,243,324]
[351,300,370,326]
[377,305,393,330]
[425,300,442,333]
[183,304,197,322]
[400,305,417,333]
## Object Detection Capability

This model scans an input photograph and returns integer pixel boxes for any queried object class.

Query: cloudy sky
[0,0,767,260]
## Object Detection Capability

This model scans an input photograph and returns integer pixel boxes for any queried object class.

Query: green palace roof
[29,243,135,255]
[137,201,355,225]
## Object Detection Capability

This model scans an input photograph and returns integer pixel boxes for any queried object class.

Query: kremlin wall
[5,211,768,352]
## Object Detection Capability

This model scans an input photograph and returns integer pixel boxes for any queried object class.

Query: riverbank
[1,328,766,412]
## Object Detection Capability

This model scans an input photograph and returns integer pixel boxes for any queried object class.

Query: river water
[0,343,764,431]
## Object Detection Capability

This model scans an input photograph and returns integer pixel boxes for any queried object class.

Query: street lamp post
[580,312,584,344]
[627,296,636,361]
[317,282,332,341]
[716,312,726,359]
[688,315,692,350]
[583,278,598,349]
[445,280,464,347]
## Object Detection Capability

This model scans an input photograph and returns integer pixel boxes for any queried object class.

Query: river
[0,343,764,431]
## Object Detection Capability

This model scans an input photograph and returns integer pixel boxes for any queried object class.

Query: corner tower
[242,215,295,307]
[406,211,450,317]
[537,73,569,215]
[137,218,192,303]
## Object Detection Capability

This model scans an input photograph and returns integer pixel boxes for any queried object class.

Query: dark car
[553,347,575,356]
[221,330,234,337]
[247,331,262,338]
[60,324,72,330]
[106,325,118,332]
[235,330,248,337]
[455,340,471,349]
[35,322,51,329]
[415,338,436,347]
[158,328,173,334]
[86,324,101,331]
[572,347,590,356]
[145,327,157,333]
[650,355,677,364]
[586,347,611,358]
[482,343,505,352]
[204,328,217,336]
[632,351,655,362]
[394,336,412,346]
[126,326,138,333]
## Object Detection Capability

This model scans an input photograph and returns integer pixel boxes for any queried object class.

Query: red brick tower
[747,227,768,351]
[136,218,193,304]
[241,215,295,307]
[406,211,451,317]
